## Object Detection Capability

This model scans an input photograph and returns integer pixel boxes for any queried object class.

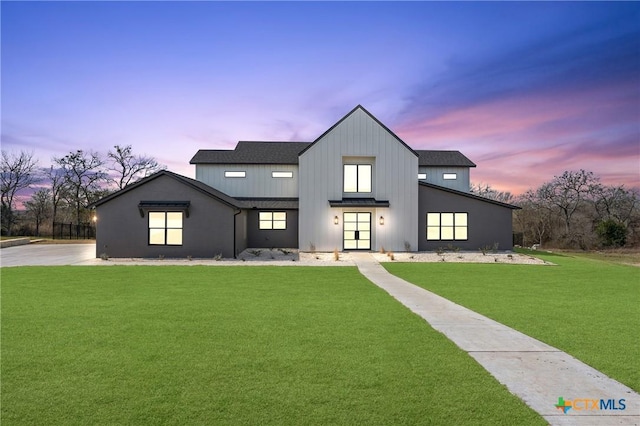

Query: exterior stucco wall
[418,184,514,251]
[299,108,418,252]
[246,210,299,248]
[95,175,239,258]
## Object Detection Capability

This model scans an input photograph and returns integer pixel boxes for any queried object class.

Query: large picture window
[149,212,183,245]
[344,164,372,193]
[426,212,468,241]
[259,212,286,230]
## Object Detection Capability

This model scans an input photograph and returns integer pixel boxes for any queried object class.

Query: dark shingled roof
[90,170,240,209]
[416,150,476,167]
[234,197,299,209]
[190,141,311,165]
[191,142,476,168]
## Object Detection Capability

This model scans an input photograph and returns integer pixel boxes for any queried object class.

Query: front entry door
[344,212,371,250]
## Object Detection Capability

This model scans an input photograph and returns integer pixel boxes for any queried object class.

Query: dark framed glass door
[343,212,371,250]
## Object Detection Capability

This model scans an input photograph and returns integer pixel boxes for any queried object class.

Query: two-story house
[91,105,518,258]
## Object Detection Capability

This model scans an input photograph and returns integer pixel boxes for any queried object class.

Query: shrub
[596,220,627,247]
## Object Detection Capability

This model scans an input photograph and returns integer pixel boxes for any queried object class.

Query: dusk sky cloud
[2,1,638,196]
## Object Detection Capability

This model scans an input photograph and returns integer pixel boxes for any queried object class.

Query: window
[443,173,457,180]
[149,212,183,245]
[418,173,427,180]
[344,164,372,193]
[225,171,246,178]
[427,212,467,241]
[272,171,293,178]
[259,212,286,230]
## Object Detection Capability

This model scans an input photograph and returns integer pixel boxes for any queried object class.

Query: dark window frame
[148,211,184,246]
[343,164,372,193]
[259,211,287,230]
[426,212,468,241]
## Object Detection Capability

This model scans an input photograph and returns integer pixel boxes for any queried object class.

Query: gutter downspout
[233,209,242,259]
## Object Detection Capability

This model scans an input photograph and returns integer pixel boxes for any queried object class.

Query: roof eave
[418,181,520,209]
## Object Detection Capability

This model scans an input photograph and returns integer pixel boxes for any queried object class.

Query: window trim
[443,173,457,180]
[426,212,468,241]
[272,171,293,178]
[343,164,372,193]
[148,211,183,246]
[225,171,246,178]
[259,211,287,230]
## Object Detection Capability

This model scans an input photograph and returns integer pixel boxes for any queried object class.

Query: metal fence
[53,222,96,240]
[513,232,524,247]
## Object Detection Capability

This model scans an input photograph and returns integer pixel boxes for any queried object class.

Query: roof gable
[90,170,240,209]
[299,105,418,157]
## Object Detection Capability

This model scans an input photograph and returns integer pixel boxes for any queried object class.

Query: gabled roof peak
[298,105,418,157]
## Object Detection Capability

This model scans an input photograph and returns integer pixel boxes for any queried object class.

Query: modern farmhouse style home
[92,105,518,258]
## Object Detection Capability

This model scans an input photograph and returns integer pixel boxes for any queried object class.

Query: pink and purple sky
[2,1,639,195]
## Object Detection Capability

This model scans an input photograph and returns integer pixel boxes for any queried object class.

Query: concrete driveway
[0,243,97,267]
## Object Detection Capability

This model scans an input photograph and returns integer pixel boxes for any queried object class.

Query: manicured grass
[1,266,544,425]
[384,250,640,392]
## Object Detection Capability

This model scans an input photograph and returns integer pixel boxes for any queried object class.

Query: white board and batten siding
[299,107,418,252]
[195,164,298,198]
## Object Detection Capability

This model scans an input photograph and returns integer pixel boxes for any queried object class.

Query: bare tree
[47,166,67,231]
[1,150,39,235]
[593,185,638,225]
[107,145,162,190]
[53,150,107,225]
[537,170,600,236]
[515,189,555,247]
[25,188,52,237]
[470,182,514,204]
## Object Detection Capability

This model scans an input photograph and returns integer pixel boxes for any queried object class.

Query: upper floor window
[418,173,427,180]
[443,173,457,180]
[225,171,246,178]
[149,212,183,245]
[344,164,371,193]
[272,171,293,178]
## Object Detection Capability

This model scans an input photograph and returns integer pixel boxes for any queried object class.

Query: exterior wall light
[334,216,339,225]
[379,216,384,225]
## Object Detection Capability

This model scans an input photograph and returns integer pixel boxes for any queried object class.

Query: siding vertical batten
[299,107,418,252]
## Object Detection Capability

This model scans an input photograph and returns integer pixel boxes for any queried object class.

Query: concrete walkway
[351,252,640,426]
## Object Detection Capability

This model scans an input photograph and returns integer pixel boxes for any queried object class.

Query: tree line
[472,170,639,249]
[2,150,638,249]
[1,146,162,237]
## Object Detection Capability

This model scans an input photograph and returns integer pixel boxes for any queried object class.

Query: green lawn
[384,250,640,392]
[1,266,543,425]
